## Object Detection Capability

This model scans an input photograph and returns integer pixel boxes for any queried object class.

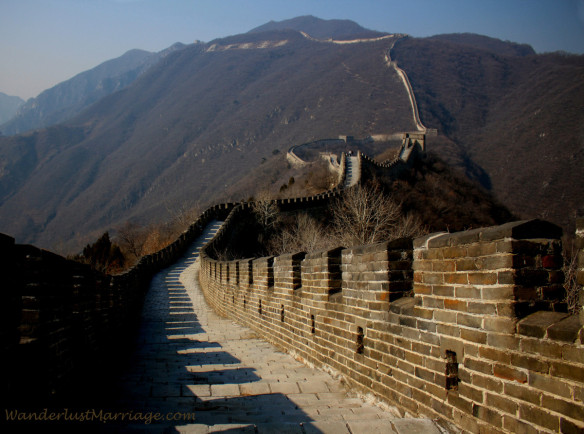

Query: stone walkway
[344,155,360,188]
[106,221,453,433]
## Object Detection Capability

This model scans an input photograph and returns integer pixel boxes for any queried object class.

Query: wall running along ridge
[199,219,584,434]
[2,147,583,433]
[0,178,347,404]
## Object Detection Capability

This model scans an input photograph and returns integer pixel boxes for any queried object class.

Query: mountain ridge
[390,35,584,230]
[248,15,386,40]
[0,92,24,126]
[0,17,580,253]
[0,43,186,135]
[428,33,535,57]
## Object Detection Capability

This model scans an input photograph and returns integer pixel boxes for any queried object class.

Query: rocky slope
[0,26,415,251]
[391,35,584,231]
[0,17,581,253]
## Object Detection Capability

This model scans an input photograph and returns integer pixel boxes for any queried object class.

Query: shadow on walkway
[5,221,444,433]
[91,222,319,432]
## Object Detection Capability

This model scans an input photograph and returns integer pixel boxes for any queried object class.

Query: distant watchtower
[398,132,425,162]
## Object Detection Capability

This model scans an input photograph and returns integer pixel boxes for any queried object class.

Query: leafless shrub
[164,200,201,237]
[210,244,240,262]
[268,227,297,256]
[295,213,335,252]
[116,221,148,260]
[252,190,279,229]
[564,244,582,315]
[269,213,335,255]
[393,213,428,240]
[331,184,426,247]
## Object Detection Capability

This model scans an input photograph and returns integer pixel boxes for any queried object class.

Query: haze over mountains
[0,43,185,136]
[0,93,24,125]
[0,16,582,253]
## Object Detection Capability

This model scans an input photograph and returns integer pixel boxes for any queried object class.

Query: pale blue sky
[2,0,583,100]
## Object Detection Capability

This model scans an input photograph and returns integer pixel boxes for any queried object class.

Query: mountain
[0,28,415,252]
[390,36,584,231]
[0,18,581,253]
[248,15,386,40]
[0,43,186,135]
[429,33,535,57]
[0,93,24,126]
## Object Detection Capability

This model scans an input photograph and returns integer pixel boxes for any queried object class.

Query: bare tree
[115,221,148,259]
[393,212,427,240]
[296,213,333,252]
[331,184,425,247]
[252,190,279,229]
[268,226,297,256]
[165,200,201,235]
[269,213,335,255]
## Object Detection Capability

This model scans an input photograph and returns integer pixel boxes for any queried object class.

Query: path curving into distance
[344,154,361,188]
[385,39,426,133]
[104,220,452,433]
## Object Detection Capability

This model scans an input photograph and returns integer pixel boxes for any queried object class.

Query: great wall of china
[1,34,583,431]
[196,146,584,433]
[1,144,583,432]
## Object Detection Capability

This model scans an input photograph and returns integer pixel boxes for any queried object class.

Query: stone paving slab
[94,222,456,433]
[303,420,351,434]
[239,382,271,395]
[268,382,301,394]
[392,418,445,434]
[256,422,304,433]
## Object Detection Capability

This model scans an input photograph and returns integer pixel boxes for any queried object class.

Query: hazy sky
[2,0,584,100]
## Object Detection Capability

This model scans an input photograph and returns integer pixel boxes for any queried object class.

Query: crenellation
[3,165,583,434]
[2,204,236,404]
[198,217,584,433]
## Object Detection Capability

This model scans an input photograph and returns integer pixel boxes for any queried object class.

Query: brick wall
[1,203,235,405]
[199,219,584,433]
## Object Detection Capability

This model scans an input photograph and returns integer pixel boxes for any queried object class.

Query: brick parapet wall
[0,144,427,406]
[361,151,401,169]
[301,248,342,310]
[360,152,410,182]
[286,138,347,183]
[1,240,121,404]
[1,202,236,404]
[199,219,584,433]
